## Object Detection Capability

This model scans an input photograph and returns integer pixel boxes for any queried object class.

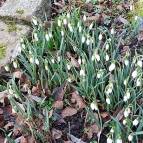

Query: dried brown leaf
[62,107,77,118]
[53,101,63,109]
[52,128,62,139]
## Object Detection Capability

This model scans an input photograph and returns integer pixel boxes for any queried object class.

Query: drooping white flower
[116,138,122,143]
[79,26,82,32]
[68,23,73,32]
[67,13,70,18]
[130,5,134,11]
[45,64,48,71]
[13,61,18,68]
[110,128,114,133]
[63,18,67,25]
[45,34,49,41]
[67,77,72,83]
[123,119,127,125]
[137,60,142,67]
[106,54,109,61]
[107,137,113,143]
[57,56,61,62]
[34,33,38,41]
[123,96,128,102]
[124,108,130,117]
[109,63,115,72]
[78,58,82,65]
[132,70,138,79]
[90,102,98,111]
[106,97,111,105]
[134,16,138,21]
[58,19,61,27]
[128,134,133,141]
[21,44,26,49]
[9,88,13,95]
[111,28,115,35]
[67,64,71,70]
[99,33,103,41]
[95,54,100,62]
[133,118,139,126]
[83,15,87,21]
[51,58,55,63]
[89,23,93,30]
[32,17,38,25]
[126,90,130,99]
[97,72,102,79]
[49,32,52,38]
[35,58,39,65]
[81,35,86,43]
[29,57,34,64]
[136,78,141,86]
[86,38,90,45]
[61,30,64,36]
[124,79,127,86]
[124,59,129,66]
[106,43,109,50]
[80,69,85,77]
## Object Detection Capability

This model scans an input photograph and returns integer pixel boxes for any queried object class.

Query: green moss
[0,43,6,59]
[16,9,24,15]
[6,21,18,32]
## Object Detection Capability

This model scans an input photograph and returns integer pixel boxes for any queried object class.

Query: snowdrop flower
[45,64,48,71]
[128,134,133,141]
[81,35,86,43]
[35,58,39,65]
[49,32,52,38]
[80,69,85,77]
[67,13,70,18]
[124,79,127,86]
[9,88,13,95]
[67,77,72,83]
[123,119,127,125]
[57,56,61,62]
[133,118,139,126]
[116,138,122,143]
[124,59,129,66]
[58,19,61,27]
[123,96,128,102]
[45,34,49,41]
[83,15,87,21]
[99,33,103,41]
[90,102,98,111]
[89,23,93,30]
[86,38,90,45]
[106,43,109,50]
[67,64,71,70]
[109,63,116,72]
[107,137,113,143]
[124,108,130,117]
[78,58,82,65]
[29,50,32,55]
[136,78,141,86]
[13,61,18,68]
[130,4,134,11]
[79,26,82,32]
[106,97,111,105]
[68,23,73,32]
[111,28,115,35]
[95,54,100,62]
[106,54,109,61]
[97,70,103,79]
[34,33,38,41]
[132,70,137,79]
[29,57,34,63]
[134,16,138,21]
[110,128,114,133]
[137,60,142,67]
[21,44,26,49]
[126,90,130,99]
[32,17,38,25]
[61,30,64,36]
[20,38,24,43]
[51,58,55,64]
[63,18,67,25]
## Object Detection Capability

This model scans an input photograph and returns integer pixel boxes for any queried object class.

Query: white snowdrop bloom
[35,59,39,65]
[45,65,48,71]
[67,77,72,83]
[124,110,129,117]
[124,59,129,66]
[132,70,137,79]
[78,58,82,65]
[123,119,127,125]
[29,57,34,64]
[82,58,86,64]
[91,55,95,61]
[99,33,103,41]
[109,63,116,72]
[83,15,87,21]
[137,60,142,67]
[106,43,109,50]
[79,26,82,32]
[67,13,70,18]
[110,128,114,133]
[134,16,138,21]
[123,96,128,102]
[111,28,115,35]
[67,64,71,70]
[106,97,111,105]
[58,19,61,27]
[86,38,90,46]
[63,18,67,25]
[106,54,109,61]
[29,50,32,55]
[80,69,85,77]
[34,33,38,41]
[20,38,24,43]
[61,30,64,36]
[9,89,13,95]
[124,79,127,86]
[130,5,134,11]
[89,23,93,30]
[13,61,18,68]
[133,118,139,126]
[51,58,55,63]
[45,34,49,41]
[126,91,130,99]
[107,137,113,143]
[21,44,26,49]
[57,56,61,62]
[81,35,86,43]
[49,32,52,38]
[95,54,100,62]
[128,134,133,141]
[116,139,122,143]
[90,102,98,111]
[136,78,141,87]
[32,17,38,25]
[69,26,73,32]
